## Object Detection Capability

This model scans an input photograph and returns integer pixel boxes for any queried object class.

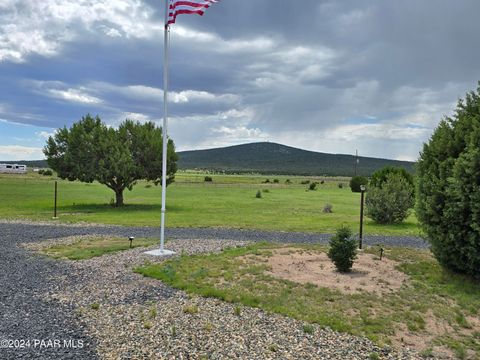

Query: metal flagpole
[160,0,169,252]
[145,0,174,256]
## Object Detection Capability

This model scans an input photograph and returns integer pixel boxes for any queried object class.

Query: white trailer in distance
[0,164,27,174]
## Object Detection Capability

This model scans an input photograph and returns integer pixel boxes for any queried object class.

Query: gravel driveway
[0,221,428,359]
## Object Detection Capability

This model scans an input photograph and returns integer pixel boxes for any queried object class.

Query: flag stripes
[167,0,218,26]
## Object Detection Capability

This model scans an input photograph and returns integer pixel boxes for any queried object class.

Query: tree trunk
[115,189,124,207]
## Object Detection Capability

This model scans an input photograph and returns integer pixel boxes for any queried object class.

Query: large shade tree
[44,115,178,207]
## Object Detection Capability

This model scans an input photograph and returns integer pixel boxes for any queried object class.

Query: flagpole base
[144,249,175,256]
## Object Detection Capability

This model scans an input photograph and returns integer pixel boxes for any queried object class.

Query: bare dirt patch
[264,247,409,295]
[391,311,457,359]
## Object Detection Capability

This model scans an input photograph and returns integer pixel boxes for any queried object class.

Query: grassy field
[0,172,420,236]
[135,243,480,358]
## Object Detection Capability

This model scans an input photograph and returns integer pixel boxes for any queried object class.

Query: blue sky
[1,0,480,161]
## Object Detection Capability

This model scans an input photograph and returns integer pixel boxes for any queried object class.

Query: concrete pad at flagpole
[144,249,175,256]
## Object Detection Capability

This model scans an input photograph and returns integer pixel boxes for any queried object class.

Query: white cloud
[173,25,275,54]
[47,88,102,104]
[119,112,151,124]
[170,90,239,104]
[36,131,54,139]
[26,80,103,105]
[90,82,239,105]
[324,123,431,141]
[212,125,266,141]
[0,145,44,160]
[0,0,162,63]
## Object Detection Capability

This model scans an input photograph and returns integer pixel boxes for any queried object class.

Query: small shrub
[285,179,291,184]
[365,173,414,224]
[322,203,333,213]
[256,190,262,198]
[309,182,317,191]
[273,178,279,183]
[204,176,213,182]
[38,169,44,175]
[42,169,53,176]
[349,176,368,193]
[262,189,270,193]
[320,180,325,184]
[300,180,310,185]
[338,183,343,189]
[328,226,358,273]
[145,184,152,188]
[263,179,270,183]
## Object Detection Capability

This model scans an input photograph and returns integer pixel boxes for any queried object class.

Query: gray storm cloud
[1,0,479,160]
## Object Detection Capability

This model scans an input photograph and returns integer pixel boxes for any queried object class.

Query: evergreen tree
[44,115,177,206]
[370,166,414,191]
[417,83,480,277]
[349,176,368,193]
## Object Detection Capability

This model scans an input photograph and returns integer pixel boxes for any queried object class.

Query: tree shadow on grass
[59,203,183,213]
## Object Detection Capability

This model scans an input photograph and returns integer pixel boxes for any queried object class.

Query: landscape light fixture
[129,236,135,248]
[359,185,366,249]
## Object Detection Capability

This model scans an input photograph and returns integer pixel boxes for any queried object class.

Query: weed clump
[256,190,262,198]
[183,305,199,314]
[322,203,333,213]
[303,324,314,334]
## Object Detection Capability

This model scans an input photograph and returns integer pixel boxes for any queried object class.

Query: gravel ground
[0,223,98,359]
[0,220,431,359]
[30,236,422,359]
[0,219,429,248]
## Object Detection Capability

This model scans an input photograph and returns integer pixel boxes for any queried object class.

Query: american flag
[167,0,219,26]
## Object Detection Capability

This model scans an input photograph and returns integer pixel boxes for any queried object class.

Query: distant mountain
[1,160,48,168]
[177,142,415,176]
[2,142,416,176]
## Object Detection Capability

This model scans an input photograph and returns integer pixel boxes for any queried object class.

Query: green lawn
[135,243,480,358]
[0,172,420,236]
